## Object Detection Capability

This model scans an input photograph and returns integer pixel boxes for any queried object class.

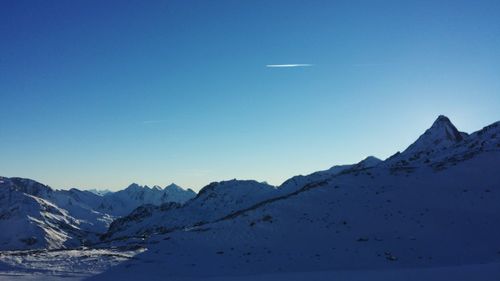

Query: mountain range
[0,179,195,250]
[0,115,499,281]
[90,115,500,280]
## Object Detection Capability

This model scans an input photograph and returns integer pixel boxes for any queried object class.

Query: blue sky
[1,0,499,191]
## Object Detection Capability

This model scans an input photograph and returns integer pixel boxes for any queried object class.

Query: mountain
[162,183,196,203]
[1,115,499,280]
[102,157,384,241]
[386,116,499,170]
[278,156,382,194]
[0,178,93,250]
[0,178,196,250]
[404,115,468,154]
[89,116,500,280]
[49,188,114,232]
[0,177,112,232]
[103,180,276,240]
[87,189,113,196]
[97,183,196,217]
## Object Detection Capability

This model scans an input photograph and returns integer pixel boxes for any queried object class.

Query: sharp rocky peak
[428,115,465,142]
[402,115,467,155]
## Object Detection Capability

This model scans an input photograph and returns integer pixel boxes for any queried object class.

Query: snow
[0,178,195,250]
[86,189,112,196]
[86,149,500,280]
[103,180,277,240]
[278,156,381,194]
[0,187,86,250]
[2,262,500,281]
[97,183,196,217]
[401,115,467,155]
[0,247,145,281]
[103,156,382,240]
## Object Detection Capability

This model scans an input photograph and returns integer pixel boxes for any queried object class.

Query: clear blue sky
[1,0,499,191]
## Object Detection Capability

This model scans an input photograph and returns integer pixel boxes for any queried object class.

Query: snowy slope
[104,157,383,241]
[49,189,114,233]
[400,115,468,155]
[89,116,500,280]
[279,156,382,194]
[103,180,276,240]
[0,178,113,234]
[0,178,196,250]
[384,115,499,169]
[0,178,91,250]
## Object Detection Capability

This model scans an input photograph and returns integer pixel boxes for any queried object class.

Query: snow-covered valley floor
[172,262,500,281]
[0,247,145,281]
[0,247,499,281]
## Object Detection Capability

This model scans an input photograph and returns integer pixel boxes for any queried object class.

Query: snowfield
[2,263,500,281]
[1,248,498,281]
[0,247,145,281]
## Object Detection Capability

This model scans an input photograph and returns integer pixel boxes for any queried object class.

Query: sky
[1,0,499,191]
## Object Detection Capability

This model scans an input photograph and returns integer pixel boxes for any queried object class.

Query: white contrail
[266,64,313,68]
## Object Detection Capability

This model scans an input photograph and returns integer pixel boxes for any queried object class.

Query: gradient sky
[1,0,499,191]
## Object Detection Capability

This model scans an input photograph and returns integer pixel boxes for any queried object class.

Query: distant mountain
[103,180,276,240]
[87,189,113,196]
[90,115,500,280]
[0,178,196,250]
[102,157,384,241]
[97,183,196,217]
[101,156,394,241]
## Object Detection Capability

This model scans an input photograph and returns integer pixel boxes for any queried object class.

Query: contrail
[266,64,313,68]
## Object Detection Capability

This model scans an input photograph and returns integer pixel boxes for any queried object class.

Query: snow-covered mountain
[87,189,113,196]
[401,115,468,155]
[0,178,196,250]
[386,115,499,170]
[103,180,276,240]
[97,183,196,217]
[88,115,500,280]
[103,156,385,241]
[1,115,499,280]
[0,178,92,250]
[279,155,382,194]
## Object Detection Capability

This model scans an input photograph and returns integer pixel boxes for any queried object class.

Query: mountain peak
[396,115,467,159]
[427,115,465,143]
[125,183,143,192]
[433,115,452,125]
[429,115,458,132]
[164,183,182,190]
